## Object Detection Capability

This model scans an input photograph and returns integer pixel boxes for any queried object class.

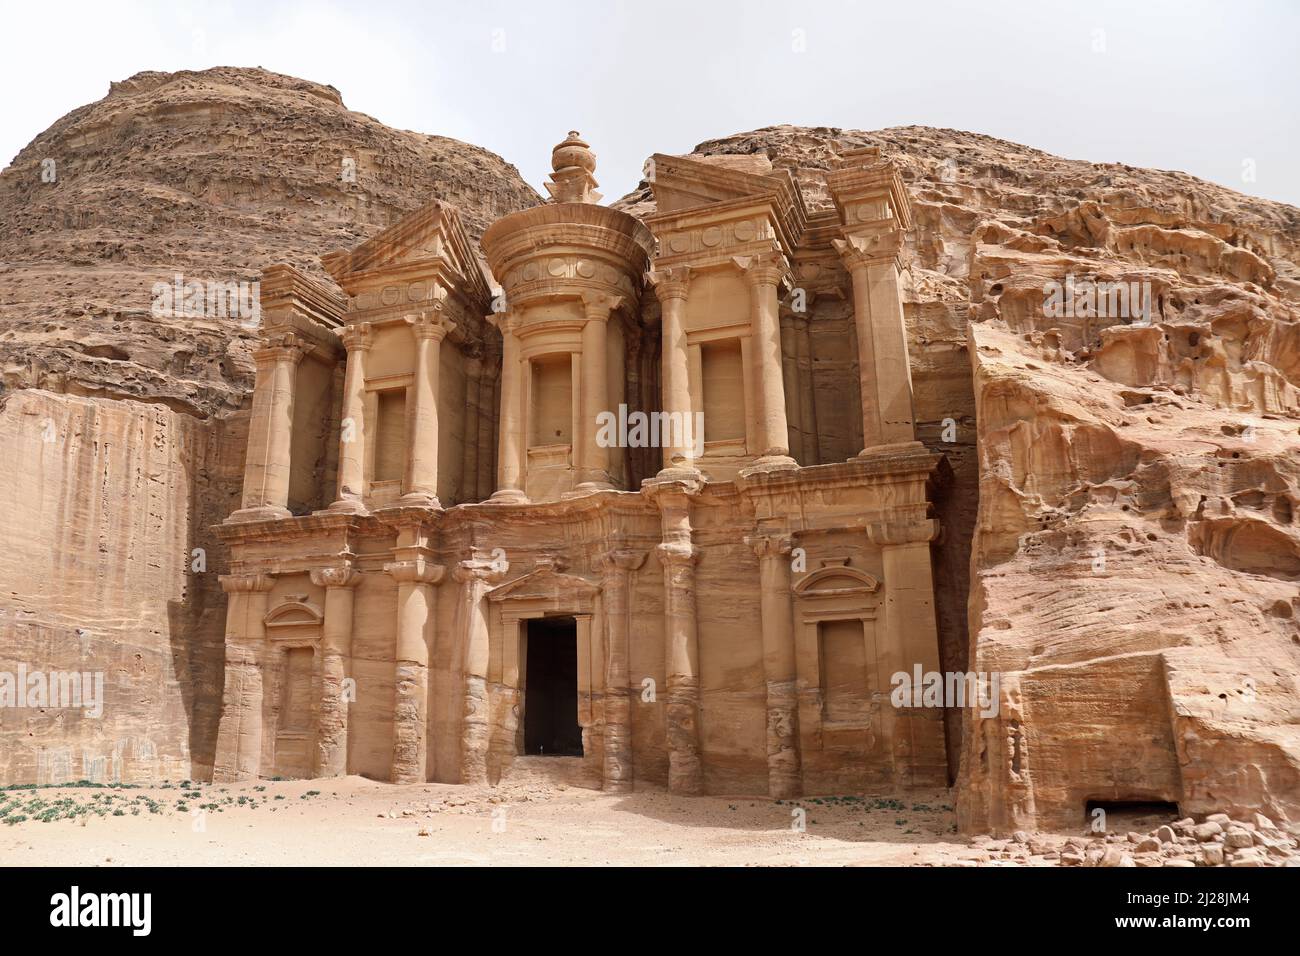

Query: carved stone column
[489,312,528,502]
[454,554,508,784]
[576,292,621,492]
[867,518,946,786]
[383,556,445,783]
[597,544,646,792]
[835,231,916,449]
[780,313,803,463]
[235,333,305,519]
[463,351,483,502]
[309,565,361,777]
[328,322,372,514]
[646,268,698,476]
[796,314,819,464]
[647,479,704,794]
[737,253,796,469]
[476,350,500,501]
[401,308,455,507]
[213,573,275,781]
[745,533,802,798]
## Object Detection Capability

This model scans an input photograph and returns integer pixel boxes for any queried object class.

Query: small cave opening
[1084,799,1180,828]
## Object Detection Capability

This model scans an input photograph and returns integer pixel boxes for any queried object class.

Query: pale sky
[4,0,1298,206]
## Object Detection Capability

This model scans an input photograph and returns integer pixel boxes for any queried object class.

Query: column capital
[656,541,699,569]
[310,565,362,589]
[832,230,904,269]
[744,533,794,559]
[253,332,308,367]
[645,267,691,302]
[866,518,940,547]
[383,559,445,585]
[597,547,648,575]
[733,250,790,288]
[407,308,456,342]
[486,309,518,334]
[453,554,509,585]
[580,291,623,321]
[219,572,275,594]
[338,322,373,352]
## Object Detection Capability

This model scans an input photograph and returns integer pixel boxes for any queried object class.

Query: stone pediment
[487,564,600,606]
[648,153,790,211]
[646,153,807,255]
[321,199,489,303]
[264,597,324,629]
[792,564,881,597]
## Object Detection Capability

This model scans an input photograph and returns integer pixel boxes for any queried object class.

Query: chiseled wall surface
[0,389,242,783]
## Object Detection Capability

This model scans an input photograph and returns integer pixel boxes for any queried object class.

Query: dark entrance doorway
[524,615,583,756]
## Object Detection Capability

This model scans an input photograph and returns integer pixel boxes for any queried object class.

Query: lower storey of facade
[212,449,949,797]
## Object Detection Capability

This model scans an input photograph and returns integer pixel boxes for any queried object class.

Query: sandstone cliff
[0,67,539,783]
[621,125,1300,830]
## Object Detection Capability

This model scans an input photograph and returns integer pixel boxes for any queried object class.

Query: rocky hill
[1,71,1297,832]
[0,66,539,415]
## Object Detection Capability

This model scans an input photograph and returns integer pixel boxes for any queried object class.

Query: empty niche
[819,619,870,722]
[373,388,408,482]
[530,354,572,445]
[701,339,746,443]
[278,647,314,732]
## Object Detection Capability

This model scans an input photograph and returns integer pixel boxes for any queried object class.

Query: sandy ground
[0,776,1046,867]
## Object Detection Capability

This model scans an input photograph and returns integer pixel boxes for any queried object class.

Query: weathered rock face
[0,67,538,783]
[629,125,1299,831]
[0,66,539,414]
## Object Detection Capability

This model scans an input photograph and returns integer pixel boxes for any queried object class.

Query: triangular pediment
[487,566,600,604]
[320,199,489,303]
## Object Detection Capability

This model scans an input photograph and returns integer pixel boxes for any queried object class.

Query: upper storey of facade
[226,132,923,522]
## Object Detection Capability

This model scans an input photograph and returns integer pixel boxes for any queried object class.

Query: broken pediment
[648,152,799,213]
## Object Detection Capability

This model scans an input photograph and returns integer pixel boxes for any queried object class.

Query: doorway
[524,616,583,756]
